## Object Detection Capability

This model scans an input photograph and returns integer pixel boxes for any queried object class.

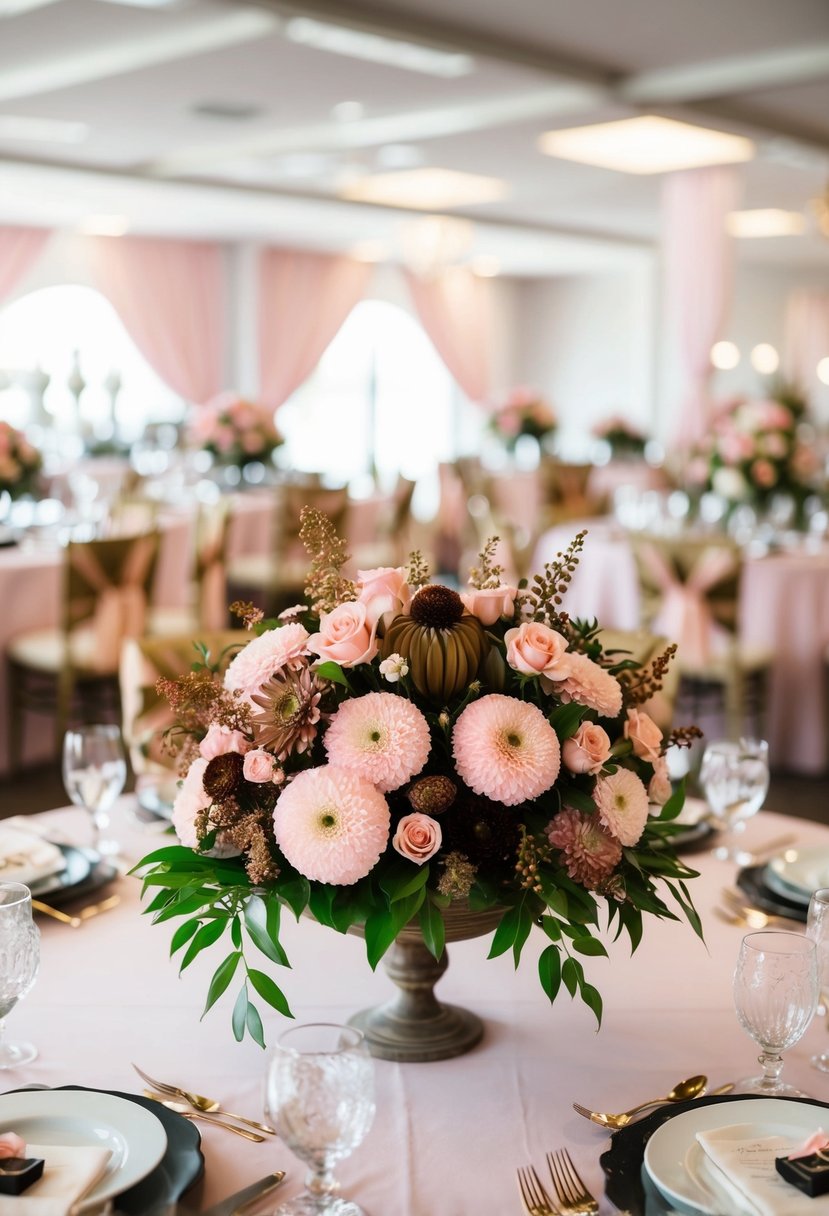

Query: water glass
[700,738,769,861]
[265,1023,375,1216]
[0,883,40,1068]
[733,930,818,1096]
[806,888,829,1072]
[62,725,127,856]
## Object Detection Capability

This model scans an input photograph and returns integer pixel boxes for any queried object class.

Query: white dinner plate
[765,846,829,906]
[0,1089,168,1205]
[644,1098,829,1215]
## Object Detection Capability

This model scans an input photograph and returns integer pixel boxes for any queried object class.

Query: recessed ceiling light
[538,115,754,174]
[0,115,88,143]
[285,17,474,77]
[80,215,130,236]
[727,209,807,238]
[711,341,740,371]
[341,168,507,210]
[330,100,365,122]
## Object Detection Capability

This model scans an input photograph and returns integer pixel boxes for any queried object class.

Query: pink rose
[624,709,662,764]
[460,585,516,626]
[392,813,442,864]
[241,430,264,455]
[562,722,611,775]
[751,458,777,488]
[0,1132,26,1159]
[504,621,571,682]
[308,601,378,668]
[357,566,411,628]
[243,749,276,783]
[648,755,672,807]
[199,723,251,760]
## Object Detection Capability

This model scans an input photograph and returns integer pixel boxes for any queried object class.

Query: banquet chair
[226,483,348,615]
[150,497,234,636]
[6,530,160,772]
[349,476,417,570]
[120,630,246,776]
[630,534,771,740]
[539,458,597,528]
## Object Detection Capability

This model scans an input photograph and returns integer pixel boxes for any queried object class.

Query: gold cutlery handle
[232,1172,287,1214]
[31,899,81,928]
[78,895,121,921]
[208,1107,276,1136]
[188,1112,265,1142]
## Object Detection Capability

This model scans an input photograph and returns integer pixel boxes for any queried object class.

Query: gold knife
[202,1172,287,1216]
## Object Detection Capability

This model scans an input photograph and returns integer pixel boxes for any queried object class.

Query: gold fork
[142,1091,265,1142]
[132,1063,276,1135]
[546,1149,599,1216]
[517,1165,559,1215]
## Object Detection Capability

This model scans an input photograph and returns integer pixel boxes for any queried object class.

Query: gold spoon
[573,1074,708,1129]
[142,1091,266,1142]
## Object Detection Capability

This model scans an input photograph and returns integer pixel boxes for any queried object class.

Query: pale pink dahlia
[452,694,560,807]
[547,807,622,889]
[558,652,623,718]
[324,692,430,792]
[593,768,649,846]
[273,765,390,885]
[224,623,310,701]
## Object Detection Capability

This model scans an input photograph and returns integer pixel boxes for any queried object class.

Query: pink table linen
[11,801,829,1214]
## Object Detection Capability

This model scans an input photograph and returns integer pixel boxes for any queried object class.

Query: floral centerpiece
[189,393,283,470]
[0,422,41,499]
[136,513,701,1049]
[685,396,818,515]
[489,386,557,452]
[593,415,647,458]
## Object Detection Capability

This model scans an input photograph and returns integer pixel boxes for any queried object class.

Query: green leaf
[486,895,535,968]
[363,889,425,970]
[232,984,248,1042]
[202,951,242,1017]
[571,936,608,958]
[248,968,293,1018]
[545,888,568,919]
[169,918,199,957]
[246,1001,266,1048]
[419,899,445,962]
[244,896,290,967]
[279,877,311,920]
[539,915,561,943]
[659,779,686,822]
[580,981,603,1028]
[307,884,336,928]
[314,660,352,689]
[548,701,588,740]
[379,859,430,903]
[538,944,562,1003]
[154,891,217,924]
[230,917,242,949]
[562,956,581,998]
[180,917,227,972]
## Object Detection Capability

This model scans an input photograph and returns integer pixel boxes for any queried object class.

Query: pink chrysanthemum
[547,807,622,889]
[172,757,240,858]
[273,765,390,885]
[224,623,310,701]
[593,768,649,846]
[324,692,430,792]
[557,652,623,718]
[452,694,560,807]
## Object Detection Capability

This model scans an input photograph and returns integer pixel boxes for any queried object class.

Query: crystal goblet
[265,1023,375,1216]
[806,887,829,1073]
[62,724,127,856]
[0,882,40,1068]
[733,930,818,1096]
[701,738,769,861]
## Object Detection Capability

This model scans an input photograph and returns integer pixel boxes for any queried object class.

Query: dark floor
[0,758,827,823]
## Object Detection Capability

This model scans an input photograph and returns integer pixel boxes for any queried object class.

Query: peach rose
[199,723,251,761]
[243,749,276,783]
[648,755,673,807]
[308,601,378,668]
[504,621,571,682]
[562,722,611,775]
[357,566,411,628]
[624,709,662,764]
[461,585,516,626]
[392,812,442,864]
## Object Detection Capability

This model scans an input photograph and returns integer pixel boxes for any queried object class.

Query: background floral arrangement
[137,513,702,1046]
[0,422,42,499]
[592,415,647,457]
[685,395,818,514]
[489,386,558,451]
[189,393,283,469]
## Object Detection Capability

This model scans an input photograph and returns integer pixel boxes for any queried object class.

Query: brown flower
[202,751,245,801]
[250,666,323,760]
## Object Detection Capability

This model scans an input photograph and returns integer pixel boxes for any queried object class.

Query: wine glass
[265,1023,375,1216]
[806,888,829,1073]
[62,725,127,856]
[0,883,40,1068]
[700,738,769,861]
[733,930,818,1096]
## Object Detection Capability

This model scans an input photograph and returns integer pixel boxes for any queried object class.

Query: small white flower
[379,653,409,683]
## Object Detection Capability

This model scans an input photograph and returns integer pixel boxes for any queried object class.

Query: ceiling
[0,0,828,274]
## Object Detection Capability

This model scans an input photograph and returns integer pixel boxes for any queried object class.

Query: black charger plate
[600,1093,829,1216]
[736,865,807,923]
[28,846,118,910]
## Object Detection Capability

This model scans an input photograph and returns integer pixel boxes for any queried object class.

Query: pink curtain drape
[0,226,50,302]
[258,248,370,410]
[88,235,225,404]
[784,289,829,415]
[662,166,741,447]
[404,267,494,406]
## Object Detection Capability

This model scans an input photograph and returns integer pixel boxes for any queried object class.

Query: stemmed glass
[0,883,40,1068]
[265,1023,375,1215]
[806,888,829,1073]
[700,738,769,861]
[62,725,127,856]
[733,930,818,1096]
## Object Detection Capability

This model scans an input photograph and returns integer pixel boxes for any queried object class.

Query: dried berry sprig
[521,530,587,627]
[230,600,264,631]
[405,549,430,590]
[616,642,677,706]
[299,507,357,616]
[468,536,504,590]
[515,826,552,895]
[156,671,251,772]
[665,724,704,752]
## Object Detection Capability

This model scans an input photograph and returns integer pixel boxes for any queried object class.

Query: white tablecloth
[8,801,829,1214]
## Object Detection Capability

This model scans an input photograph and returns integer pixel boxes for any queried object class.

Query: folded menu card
[0,1144,111,1216]
[696,1125,829,1216]
[0,827,65,886]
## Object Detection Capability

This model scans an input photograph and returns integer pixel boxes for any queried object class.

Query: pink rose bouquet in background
[137,516,701,1045]
[189,392,283,469]
[0,422,42,499]
[489,385,557,451]
[592,415,648,457]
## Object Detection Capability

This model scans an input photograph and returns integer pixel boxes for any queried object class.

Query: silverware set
[132,1064,277,1139]
[518,1148,598,1215]
[715,886,802,930]
[31,894,121,928]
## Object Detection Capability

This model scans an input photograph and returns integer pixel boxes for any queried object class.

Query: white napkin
[696,1124,829,1216]
[0,1144,111,1216]
[0,827,65,886]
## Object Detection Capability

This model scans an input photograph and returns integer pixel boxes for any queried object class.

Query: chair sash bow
[640,542,738,668]
[70,535,156,671]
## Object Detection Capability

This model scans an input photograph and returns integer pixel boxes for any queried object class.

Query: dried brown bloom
[515,826,552,895]
[665,724,704,751]
[407,775,457,815]
[230,600,264,630]
[521,530,587,628]
[595,872,627,902]
[405,550,430,589]
[299,507,357,615]
[250,666,324,760]
[468,536,504,591]
[410,584,464,628]
[616,643,678,706]
[156,671,251,774]
[203,752,245,801]
[437,851,477,900]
